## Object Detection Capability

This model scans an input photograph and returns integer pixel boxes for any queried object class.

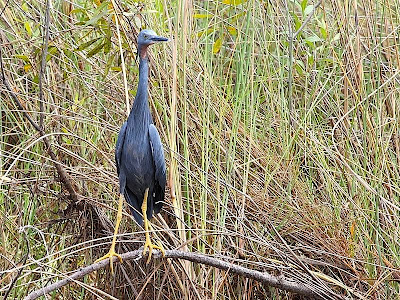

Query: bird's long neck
[128,56,152,125]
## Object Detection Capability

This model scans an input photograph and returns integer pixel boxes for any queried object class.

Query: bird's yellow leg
[95,194,124,274]
[142,188,165,264]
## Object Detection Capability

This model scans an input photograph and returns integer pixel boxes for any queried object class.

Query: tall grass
[1,0,399,298]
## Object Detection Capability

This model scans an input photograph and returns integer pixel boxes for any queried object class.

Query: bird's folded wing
[115,121,127,174]
[148,124,166,188]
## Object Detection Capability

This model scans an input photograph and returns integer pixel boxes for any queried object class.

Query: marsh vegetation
[1,0,399,298]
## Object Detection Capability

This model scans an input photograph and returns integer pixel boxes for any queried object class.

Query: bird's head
[137,29,168,59]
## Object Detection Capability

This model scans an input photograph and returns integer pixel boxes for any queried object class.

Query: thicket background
[1,0,399,299]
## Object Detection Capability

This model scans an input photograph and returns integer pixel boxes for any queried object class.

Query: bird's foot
[95,247,123,275]
[143,237,165,264]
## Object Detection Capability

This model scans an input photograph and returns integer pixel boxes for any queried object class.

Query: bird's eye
[143,34,148,39]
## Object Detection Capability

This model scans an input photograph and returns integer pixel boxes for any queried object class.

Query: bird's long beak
[150,35,169,42]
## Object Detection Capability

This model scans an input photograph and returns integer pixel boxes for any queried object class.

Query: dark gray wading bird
[96,29,168,272]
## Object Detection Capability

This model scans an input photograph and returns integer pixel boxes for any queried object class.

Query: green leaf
[222,0,248,5]
[62,136,72,145]
[15,54,30,63]
[86,41,105,58]
[305,35,322,43]
[104,37,111,54]
[226,26,237,36]
[24,21,32,37]
[304,5,314,16]
[48,46,58,55]
[197,28,214,37]
[212,37,222,54]
[318,18,327,39]
[320,27,327,39]
[85,11,108,26]
[21,2,28,12]
[295,64,304,76]
[74,38,101,51]
[104,27,112,54]
[85,1,109,26]
[296,59,305,70]
[70,8,86,14]
[46,46,59,62]
[300,0,308,13]
[333,33,340,41]
[307,55,314,66]
[23,64,32,72]
[292,13,301,32]
[193,13,212,19]
[103,52,115,77]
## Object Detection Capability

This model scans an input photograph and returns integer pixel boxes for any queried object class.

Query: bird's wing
[115,121,127,175]
[148,124,166,212]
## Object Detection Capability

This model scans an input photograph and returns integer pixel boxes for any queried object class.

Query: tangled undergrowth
[1,0,399,299]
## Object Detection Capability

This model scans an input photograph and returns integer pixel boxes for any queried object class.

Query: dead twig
[24,249,323,300]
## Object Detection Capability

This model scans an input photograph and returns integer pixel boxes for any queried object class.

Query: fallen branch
[25,249,322,300]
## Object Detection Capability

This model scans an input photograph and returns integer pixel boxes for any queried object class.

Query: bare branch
[24,250,323,300]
